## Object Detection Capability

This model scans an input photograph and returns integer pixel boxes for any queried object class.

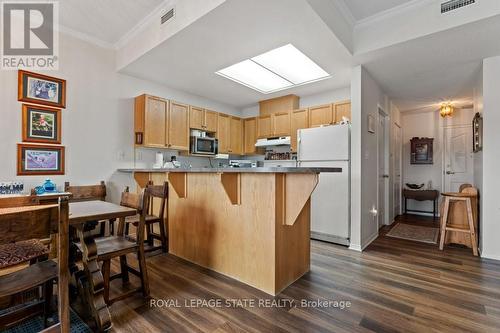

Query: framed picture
[410,137,433,164]
[472,112,483,152]
[22,104,61,144]
[367,114,375,133]
[17,144,65,175]
[18,70,66,108]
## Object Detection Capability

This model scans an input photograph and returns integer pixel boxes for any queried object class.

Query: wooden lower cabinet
[291,109,309,152]
[229,117,243,154]
[244,117,257,154]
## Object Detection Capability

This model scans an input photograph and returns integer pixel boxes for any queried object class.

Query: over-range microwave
[190,136,218,155]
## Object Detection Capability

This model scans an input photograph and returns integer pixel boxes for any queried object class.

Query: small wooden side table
[403,189,439,218]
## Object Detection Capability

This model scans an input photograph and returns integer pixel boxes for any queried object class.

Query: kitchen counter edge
[117,167,342,173]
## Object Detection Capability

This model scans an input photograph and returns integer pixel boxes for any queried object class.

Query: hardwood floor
[108,215,500,333]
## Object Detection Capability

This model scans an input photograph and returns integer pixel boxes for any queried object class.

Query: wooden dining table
[68,200,136,332]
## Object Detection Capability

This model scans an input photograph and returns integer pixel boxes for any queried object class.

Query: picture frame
[17,143,65,175]
[367,114,375,133]
[18,70,66,108]
[410,137,434,164]
[22,104,61,144]
[472,112,483,152]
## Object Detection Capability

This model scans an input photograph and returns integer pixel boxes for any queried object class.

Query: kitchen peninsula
[118,167,340,295]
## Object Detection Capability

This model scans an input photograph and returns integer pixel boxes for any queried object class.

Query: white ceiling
[356,14,500,111]
[59,0,164,45]
[120,0,353,108]
[340,0,415,22]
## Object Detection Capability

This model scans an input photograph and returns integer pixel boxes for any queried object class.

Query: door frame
[392,122,402,218]
[441,124,473,193]
[377,106,390,227]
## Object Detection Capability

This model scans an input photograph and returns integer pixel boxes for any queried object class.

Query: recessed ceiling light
[251,44,330,85]
[215,44,330,94]
[216,59,293,94]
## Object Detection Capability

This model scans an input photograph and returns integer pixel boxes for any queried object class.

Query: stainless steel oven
[190,136,218,155]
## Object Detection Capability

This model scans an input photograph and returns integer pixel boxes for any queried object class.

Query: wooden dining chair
[65,181,113,236]
[125,181,168,253]
[86,188,150,305]
[0,195,49,269]
[0,198,70,333]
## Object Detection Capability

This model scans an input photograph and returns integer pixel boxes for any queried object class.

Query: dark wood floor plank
[104,214,500,333]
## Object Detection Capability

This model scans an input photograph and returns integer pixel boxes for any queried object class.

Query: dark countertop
[117,167,342,173]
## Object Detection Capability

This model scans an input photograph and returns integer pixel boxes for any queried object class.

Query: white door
[378,111,388,228]
[393,124,402,217]
[444,126,474,192]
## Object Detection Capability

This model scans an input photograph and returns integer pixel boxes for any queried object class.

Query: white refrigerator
[297,124,350,245]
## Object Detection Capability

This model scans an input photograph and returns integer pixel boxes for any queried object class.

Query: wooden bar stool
[439,187,478,256]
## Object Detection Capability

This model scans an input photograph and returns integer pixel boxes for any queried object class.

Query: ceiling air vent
[161,7,175,25]
[441,0,475,13]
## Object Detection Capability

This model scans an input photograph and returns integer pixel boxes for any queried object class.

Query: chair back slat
[65,181,106,202]
[459,183,473,192]
[0,195,39,208]
[0,205,59,244]
[146,181,168,220]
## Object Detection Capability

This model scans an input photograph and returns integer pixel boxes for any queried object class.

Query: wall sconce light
[440,103,454,118]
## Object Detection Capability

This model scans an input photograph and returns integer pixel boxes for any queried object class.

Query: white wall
[472,65,483,252]
[350,66,390,250]
[0,32,240,203]
[240,87,350,118]
[481,56,500,260]
[401,108,475,214]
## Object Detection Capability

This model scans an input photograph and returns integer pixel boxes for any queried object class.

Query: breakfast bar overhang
[118,167,341,295]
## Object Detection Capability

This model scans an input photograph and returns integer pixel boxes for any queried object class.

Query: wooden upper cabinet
[259,95,299,116]
[204,110,218,132]
[135,94,167,147]
[257,115,272,138]
[334,101,351,124]
[189,106,205,130]
[309,104,334,127]
[291,109,309,152]
[244,117,257,155]
[273,111,291,136]
[229,117,243,155]
[168,101,189,150]
[217,113,231,153]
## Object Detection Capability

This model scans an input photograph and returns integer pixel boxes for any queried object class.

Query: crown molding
[331,0,356,28]
[356,0,436,28]
[114,0,171,49]
[57,25,115,49]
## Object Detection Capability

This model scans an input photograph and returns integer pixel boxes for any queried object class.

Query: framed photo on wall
[17,144,65,175]
[18,70,66,108]
[22,104,61,144]
[410,137,434,164]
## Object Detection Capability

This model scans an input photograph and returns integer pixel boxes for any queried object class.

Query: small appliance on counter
[229,160,257,168]
[163,156,181,169]
[190,130,218,155]
[153,152,164,169]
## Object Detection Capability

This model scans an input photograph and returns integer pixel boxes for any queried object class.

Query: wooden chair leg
[146,224,153,246]
[137,249,150,298]
[102,260,111,304]
[439,197,450,250]
[158,220,167,253]
[43,280,54,327]
[124,223,130,237]
[465,198,479,256]
[119,255,129,284]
